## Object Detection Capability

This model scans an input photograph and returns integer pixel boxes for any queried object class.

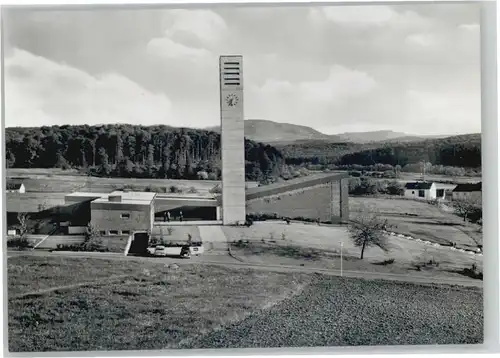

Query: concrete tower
[219,55,246,225]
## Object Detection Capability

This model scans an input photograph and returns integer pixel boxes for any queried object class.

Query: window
[121,213,130,219]
[411,191,415,194]
[109,230,119,235]
[122,230,130,235]
[418,190,425,198]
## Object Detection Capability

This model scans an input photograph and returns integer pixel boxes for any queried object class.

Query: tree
[453,198,482,222]
[81,223,104,252]
[15,213,31,248]
[17,212,30,239]
[348,214,391,259]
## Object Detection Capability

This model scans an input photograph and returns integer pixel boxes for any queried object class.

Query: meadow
[7,255,482,351]
[7,256,310,352]
[349,196,482,248]
[223,221,482,281]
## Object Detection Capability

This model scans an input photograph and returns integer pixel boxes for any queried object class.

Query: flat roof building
[90,191,156,236]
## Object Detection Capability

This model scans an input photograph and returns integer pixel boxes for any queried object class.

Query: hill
[207,121,451,145]
[336,130,448,143]
[279,133,481,169]
[206,119,343,144]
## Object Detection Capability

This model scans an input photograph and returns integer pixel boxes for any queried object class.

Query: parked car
[151,245,168,257]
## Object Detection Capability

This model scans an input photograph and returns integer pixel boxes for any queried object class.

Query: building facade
[90,191,156,236]
[404,182,437,200]
[452,182,482,203]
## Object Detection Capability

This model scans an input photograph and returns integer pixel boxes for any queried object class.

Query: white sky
[2,3,481,135]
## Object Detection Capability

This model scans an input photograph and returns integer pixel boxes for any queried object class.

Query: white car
[147,245,168,257]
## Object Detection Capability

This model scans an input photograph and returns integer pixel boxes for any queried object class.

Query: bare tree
[453,198,481,222]
[348,214,391,259]
[17,212,30,239]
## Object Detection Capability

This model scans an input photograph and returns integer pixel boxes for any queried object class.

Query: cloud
[147,37,212,60]
[319,5,432,31]
[404,33,440,47]
[459,23,480,31]
[4,49,173,127]
[164,9,227,46]
[322,5,397,25]
[257,65,377,103]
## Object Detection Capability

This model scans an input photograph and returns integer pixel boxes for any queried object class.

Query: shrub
[209,185,222,194]
[169,185,183,194]
[7,236,31,249]
[188,186,198,194]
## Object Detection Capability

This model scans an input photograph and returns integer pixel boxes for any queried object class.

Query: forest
[5,125,481,182]
[4,125,285,182]
[278,134,481,169]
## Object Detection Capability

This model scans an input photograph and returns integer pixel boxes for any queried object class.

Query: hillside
[279,133,481,169]
[206,119,343,144]
[207,121,451,145]
[336,130,448,143]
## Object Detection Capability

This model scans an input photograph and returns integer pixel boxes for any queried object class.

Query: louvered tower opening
[223,61,241,86]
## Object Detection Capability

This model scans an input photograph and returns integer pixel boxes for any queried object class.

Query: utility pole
[340,242,343,277]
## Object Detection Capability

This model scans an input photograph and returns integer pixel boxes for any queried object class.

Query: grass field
[223,222,482,280]
[7,256,482,351]
[349,196,482,248]
[7,256,310,352]
[6,193,67,213]
[6,174,218,194]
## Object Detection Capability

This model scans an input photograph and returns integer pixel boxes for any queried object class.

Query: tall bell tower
[219,55,246,225]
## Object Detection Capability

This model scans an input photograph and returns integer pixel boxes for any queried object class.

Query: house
[6,182,25,194]
[452,182,482,203]
[403,182,437,200]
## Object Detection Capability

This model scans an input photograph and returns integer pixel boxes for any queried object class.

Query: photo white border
[0,1,498,358]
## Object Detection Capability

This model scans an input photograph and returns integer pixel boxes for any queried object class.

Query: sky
[2,3,481,135]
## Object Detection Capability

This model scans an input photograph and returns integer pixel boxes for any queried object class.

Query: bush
[188,186,198,194]
[169,185,183,194]
[7,236,32,249]
[209,185,222,194]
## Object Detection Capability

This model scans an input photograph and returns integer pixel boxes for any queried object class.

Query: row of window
[99,230,131,236]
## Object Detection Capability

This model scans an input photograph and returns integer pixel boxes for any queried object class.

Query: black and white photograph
[2,2,484,353]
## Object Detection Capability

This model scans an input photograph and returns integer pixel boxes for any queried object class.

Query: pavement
[6,249,482,288]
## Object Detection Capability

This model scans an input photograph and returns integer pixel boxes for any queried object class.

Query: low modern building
[403,182,442,200]
[6,182,25,193]
[245,172,349,223]
[452,182,482,203]
[90,191,156,236]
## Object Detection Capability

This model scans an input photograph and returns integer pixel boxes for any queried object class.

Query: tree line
[278,134,481,170]
[5,124,285,183]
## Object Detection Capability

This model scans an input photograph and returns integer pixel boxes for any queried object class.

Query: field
[6,193,67,213]
[223,222,482,280]
[349,196,482,248]
[7,256,310,352]
[7,255,482,351]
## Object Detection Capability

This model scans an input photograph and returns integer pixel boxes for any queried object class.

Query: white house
[6,182,26,194]
[452,182,482,204]
[404,182,437,200]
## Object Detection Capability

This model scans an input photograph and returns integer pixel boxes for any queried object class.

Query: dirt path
[10,274,130,300]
